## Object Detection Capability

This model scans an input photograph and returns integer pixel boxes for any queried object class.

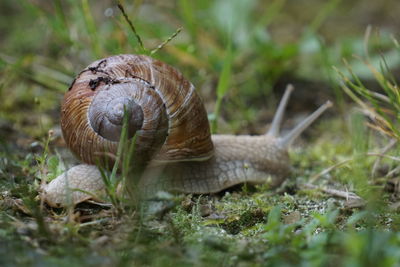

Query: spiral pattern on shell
[61,54,214,166]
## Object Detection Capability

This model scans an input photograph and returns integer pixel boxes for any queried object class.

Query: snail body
[43,54,331,207]
[140,134,289,196]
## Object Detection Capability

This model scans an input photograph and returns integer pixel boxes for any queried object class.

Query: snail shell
[62,55,213,166]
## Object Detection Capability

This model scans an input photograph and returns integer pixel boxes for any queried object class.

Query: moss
[220,208,265,235]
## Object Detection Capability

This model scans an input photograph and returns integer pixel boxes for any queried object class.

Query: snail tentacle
[267,84,294,137]
[278,100,333,148]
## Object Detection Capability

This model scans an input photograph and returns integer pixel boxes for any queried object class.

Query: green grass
[1,0,400,266]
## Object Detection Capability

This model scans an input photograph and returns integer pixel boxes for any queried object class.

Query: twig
[309,141,399,184]
[309,159,353,184]
[302,183,363,201]
[117,1,146,53]
[302,183,366,208]
[78,218,110,228]
[150,27,183,55]
[371,138,397,177]
[86,200,113,207]
[367,152,400,162]
[386,165,400,178]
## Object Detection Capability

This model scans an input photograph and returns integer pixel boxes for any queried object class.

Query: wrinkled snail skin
[140,135,290,195]
[43,135,288,207]
[43,164,103,207]
[43,54,332,207]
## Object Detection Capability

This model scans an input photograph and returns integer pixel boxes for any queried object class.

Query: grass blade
[117,1,146,54]
[211,42,234,133]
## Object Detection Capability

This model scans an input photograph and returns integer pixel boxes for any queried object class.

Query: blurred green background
[1,0,399,139]
[1,1,400,266]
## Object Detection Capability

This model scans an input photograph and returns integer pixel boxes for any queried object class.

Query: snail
[43,54,332,207]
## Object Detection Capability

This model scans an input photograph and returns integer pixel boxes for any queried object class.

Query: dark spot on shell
[89,76,111,90]
[98,59,107,68]
[89,79,99,90]
[88,76,123,90]
[68,78,77,91]
[88,59,108,74]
